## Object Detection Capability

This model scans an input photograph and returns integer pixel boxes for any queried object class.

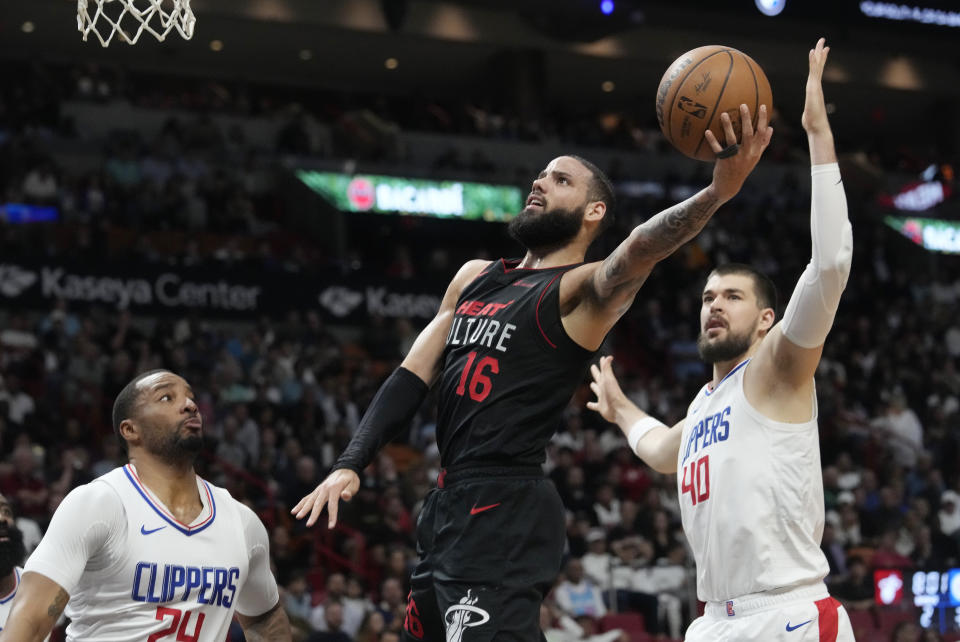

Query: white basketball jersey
[25,465,276,641]
[677,360,829,602]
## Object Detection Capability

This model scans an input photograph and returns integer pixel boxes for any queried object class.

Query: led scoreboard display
[877,569,960,633]
[912,569,960,632]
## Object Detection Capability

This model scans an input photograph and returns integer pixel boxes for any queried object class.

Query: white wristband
[627,417,665,453]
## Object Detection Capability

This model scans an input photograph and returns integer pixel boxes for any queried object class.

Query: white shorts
[685,583,855,642]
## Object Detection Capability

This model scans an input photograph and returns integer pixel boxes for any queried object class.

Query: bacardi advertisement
[0,261,440,323]
[296,170,523,222]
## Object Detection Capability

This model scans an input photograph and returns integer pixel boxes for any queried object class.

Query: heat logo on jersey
[681,406,731,466]
[446,299,517,353]
[131,562,239,607]
[444,590,490,642]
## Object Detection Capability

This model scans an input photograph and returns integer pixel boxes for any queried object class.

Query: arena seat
[876,608,918,631]
[599,613,649,642]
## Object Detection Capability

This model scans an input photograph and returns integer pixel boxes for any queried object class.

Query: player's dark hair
[112,369,171,451]
[568,155,616,237]
[708,263,779,314]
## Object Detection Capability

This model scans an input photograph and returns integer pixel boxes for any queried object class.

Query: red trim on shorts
[815,596,840,641]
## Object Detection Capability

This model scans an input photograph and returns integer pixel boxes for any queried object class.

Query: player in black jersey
[293,105,773,641]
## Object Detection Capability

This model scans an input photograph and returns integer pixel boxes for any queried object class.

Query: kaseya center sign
[0,261,441,323]
[297,170,523,222]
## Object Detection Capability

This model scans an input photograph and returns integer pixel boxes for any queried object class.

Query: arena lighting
[600,0,614,15]
[0,203,58,223]
[860,2,960,26]
[755,0,786,17]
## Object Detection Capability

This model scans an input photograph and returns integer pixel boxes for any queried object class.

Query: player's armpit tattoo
[47,588,69,618]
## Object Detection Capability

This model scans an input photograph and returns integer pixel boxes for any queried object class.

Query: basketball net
[77,0,195,47]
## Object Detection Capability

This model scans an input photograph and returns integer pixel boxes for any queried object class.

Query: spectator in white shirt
[581,529,612,591]
[0,376,35,426]
[870,392,923,468]
[592,483,622,530]
[554,558,606,619]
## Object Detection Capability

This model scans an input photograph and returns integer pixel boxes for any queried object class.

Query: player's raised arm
[750,38,851,394]
[587,105,773,316]
[586,356,682,473]
[0,572,69,642]
[292,259,490,528]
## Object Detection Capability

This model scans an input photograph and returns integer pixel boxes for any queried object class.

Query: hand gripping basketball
[291,468,360,528]
[705,103,773,202]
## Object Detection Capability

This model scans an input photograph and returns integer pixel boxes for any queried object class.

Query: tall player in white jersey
[0,370,292,642]
[588,39,855,641]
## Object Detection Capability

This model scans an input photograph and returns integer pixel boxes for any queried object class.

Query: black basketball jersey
[435,259,597,468]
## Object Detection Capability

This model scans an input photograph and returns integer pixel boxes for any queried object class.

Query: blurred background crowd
[2,1,960,641]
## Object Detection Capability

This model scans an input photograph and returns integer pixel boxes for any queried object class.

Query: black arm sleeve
[332,367,429,474]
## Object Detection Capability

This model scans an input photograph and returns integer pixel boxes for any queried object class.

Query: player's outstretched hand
[291,468,360,529]
[704,103,773,202]
[801,37,831,137]
[586,355,628,424]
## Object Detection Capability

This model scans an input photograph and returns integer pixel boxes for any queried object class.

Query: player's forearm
[0,608,59,642]
[808,130,837,166]
[611,402,679,474]
[780,162,851,348]
[612,399,648,431]
[595,186,725,297]
[0,622,49,642]
[634,423,681,474]
[332,367,428,474]
[0,624,48,642]
[239,603,292,642]
[0,579,69,642]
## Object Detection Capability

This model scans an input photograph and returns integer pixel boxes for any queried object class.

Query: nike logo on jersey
[469,502,501,516]
[785,619,813,632]
[141,524,167,535]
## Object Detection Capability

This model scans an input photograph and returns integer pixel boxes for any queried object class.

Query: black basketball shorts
[401,465,566,642]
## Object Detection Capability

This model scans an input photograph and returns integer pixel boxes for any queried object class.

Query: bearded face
[697,317,758,364]
[128,372,204,467]
[0,521,26,577]
[507,202,584,253]
[142,420,204,466]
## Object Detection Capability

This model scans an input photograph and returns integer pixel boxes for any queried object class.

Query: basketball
[656,46,773,161]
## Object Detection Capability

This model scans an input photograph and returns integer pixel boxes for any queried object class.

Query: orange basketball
[655,46,773,161]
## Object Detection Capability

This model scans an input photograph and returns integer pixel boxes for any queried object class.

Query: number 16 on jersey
[455,351,499,402]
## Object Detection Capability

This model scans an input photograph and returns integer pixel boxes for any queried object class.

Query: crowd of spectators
[1,58,959,641]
